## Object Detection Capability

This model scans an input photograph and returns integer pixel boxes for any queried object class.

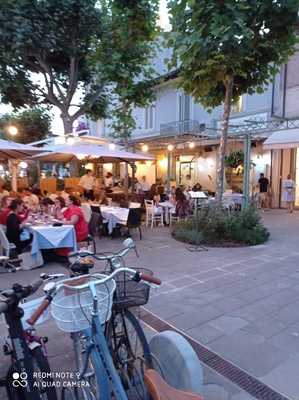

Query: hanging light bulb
[167,144,174,151]
[189,142,195,149]
[142,144,148,152]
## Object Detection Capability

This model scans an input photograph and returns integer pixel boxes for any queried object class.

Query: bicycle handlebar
[0,278,44,315]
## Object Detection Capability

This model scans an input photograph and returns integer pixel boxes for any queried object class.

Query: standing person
[79,169,95,200]
[140,176,150,193]
[282,174,295,213]
[258,173,269,209]
[104,172,113,188]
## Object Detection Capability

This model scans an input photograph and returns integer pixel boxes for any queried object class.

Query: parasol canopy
[0,139,45,160]
[32,142,154,163]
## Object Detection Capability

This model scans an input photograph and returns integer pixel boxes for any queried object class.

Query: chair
[126,208,142,240]
[0,225,16,258]
[169,211,180,227]
[145,200,164,228]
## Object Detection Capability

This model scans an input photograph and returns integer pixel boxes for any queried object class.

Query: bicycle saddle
[144,369,203,400]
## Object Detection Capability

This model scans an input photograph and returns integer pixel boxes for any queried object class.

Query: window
[178,93,191,121]
[144,104,155,130]
[231,96,243,113]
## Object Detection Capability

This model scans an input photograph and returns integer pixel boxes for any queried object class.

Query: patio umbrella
[0,139,46,191]
[32,142,154,163]
[0,139,45,159]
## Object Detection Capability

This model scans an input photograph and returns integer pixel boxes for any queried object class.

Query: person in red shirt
[0,196,12,225]
[63,195,88,242]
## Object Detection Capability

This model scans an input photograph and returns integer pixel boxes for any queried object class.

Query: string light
[142,144,148,152]
[167,144,174,151]
[189,142,195,149]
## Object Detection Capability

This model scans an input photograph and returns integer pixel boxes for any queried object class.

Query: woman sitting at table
[41,198,54,216]
[52,196,66,220]
[6,199,32,254]
[63,195,88,243]
[157,185,167,202]
[175,188,191,219]
[94,191,109,206]
[148,184,160,204]
[0,196,12,225]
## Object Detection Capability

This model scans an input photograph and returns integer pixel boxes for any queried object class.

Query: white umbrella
[0,139,47,191]
[32,142,154,163]
[0,139,45,159]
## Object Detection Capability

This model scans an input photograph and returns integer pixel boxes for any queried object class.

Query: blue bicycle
[30,267,161,399]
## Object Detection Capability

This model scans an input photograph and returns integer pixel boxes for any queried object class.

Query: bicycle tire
[5,347,57,400]
[106,308,152,399]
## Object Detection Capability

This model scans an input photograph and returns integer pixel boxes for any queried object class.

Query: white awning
[263,129,299,150]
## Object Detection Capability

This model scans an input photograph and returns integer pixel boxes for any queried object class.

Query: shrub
[172,206,269,246]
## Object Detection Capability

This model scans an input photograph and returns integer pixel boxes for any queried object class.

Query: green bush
[172,206,269,246]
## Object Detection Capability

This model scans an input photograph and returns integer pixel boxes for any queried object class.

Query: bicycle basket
[51,274,116,333]
[113,268,153,309]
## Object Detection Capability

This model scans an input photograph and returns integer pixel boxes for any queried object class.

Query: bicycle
[28,267,161,400]
[68,239,155,399]
[0,278,57,400]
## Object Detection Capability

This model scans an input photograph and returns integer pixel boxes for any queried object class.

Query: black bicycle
[0,278,57,400]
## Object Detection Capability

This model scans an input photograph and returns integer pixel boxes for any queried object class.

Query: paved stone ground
[0,210,299,399]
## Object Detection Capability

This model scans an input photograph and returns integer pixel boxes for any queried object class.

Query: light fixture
[19,161,28,169]
[189,142,195,149]
[158,158,167,170]
[67,136,75,145]
[142,144,148,152]
[8,126,18,136]
[167,144,174,151]
[77,154,86,160]
[109,143,116,150]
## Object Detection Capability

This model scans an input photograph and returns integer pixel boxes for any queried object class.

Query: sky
[0,0,170,135]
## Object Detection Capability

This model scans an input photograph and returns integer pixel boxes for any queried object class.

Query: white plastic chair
[145,200,164,228]
[0,225,16,257]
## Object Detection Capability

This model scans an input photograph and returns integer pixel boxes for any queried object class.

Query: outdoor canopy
[263,129,299,150]
[0,138,46,160]
[31,142,154,163]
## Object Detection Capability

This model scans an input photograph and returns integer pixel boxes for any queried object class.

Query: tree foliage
[0,0,108,133]
[94,0,159,141]
[168,0,299,201]
[0,0,159,137]
[0,108,52,144]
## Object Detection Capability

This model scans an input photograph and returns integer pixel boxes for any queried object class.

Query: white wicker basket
[51,274,116,333]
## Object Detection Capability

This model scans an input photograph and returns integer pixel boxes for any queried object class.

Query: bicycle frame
[79,281,128,400]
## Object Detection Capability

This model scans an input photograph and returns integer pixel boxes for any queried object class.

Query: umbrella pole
[9,160,18,192]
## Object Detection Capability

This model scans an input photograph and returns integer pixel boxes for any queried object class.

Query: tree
[96,0,159,142]
[0,107,52,143]
[0,0,108,134]
[168,0,299,202]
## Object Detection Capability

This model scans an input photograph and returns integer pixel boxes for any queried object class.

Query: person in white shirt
[140,176,150,192]
[79,169,95,200]
[104,172,113,188]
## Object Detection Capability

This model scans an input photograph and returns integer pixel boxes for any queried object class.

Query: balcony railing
[160,120,206,137]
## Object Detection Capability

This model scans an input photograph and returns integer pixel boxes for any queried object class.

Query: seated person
[0,196,12,225]
[41,197,54,216]
[157,185,167,202]
[193,182,202,192]
[22,188,39,211]
[52,196,66,219]
[94,191,109,205]
[148,184,160,204]
[6,199,32,254]
[63,195,88,243]
[175,188,191,218]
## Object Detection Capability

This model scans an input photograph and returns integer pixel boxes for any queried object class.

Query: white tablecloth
[81,204,129,234]
[29,225,77,255]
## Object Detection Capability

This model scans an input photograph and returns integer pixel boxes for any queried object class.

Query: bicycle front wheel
[107,308,152,399]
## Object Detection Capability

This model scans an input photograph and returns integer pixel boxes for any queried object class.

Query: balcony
[160,120,206,137]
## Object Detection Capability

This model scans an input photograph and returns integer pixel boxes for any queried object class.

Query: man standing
[258,173,269,209]
[79,169,95,200]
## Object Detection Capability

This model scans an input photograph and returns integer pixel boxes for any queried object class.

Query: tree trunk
[61,115,73,135]
[216,76,234,205]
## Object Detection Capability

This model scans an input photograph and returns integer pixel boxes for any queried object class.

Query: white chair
[145,200,164,228]
[0,225,16,257]
[169,210,180,227]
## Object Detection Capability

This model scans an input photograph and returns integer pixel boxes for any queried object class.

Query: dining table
[24,218,77,257]
[81,204,129,234]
